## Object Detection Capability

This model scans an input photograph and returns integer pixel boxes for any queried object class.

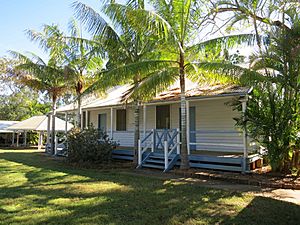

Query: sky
[0,0,101,59]
[0,0,252,61]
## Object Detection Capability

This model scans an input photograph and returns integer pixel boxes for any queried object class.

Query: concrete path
[259,188,300,205]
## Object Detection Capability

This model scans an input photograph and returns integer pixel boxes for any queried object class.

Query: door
[156,105,170,129]
[98,113,107,131]
[179,106,196,150]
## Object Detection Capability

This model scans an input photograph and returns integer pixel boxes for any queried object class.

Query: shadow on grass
[0,150,299,225]
[221,196,300,225]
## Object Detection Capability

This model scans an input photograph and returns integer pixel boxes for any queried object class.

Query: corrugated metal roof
[56,95,100,113]
[0,120,19,133]
[154,83,249,101]
[82,85,131,109]
[7,116,73,131]
[58,79,250,111]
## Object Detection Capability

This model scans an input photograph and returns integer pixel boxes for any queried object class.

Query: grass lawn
[0,149,299,225]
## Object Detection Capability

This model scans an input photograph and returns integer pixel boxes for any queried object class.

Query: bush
[232,82,299,172]
[67,126,118,164]
[28,131,40,145]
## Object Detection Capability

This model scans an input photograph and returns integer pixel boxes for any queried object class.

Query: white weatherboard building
[0,120,19,146]
[7,115,73,149]
[57,79,261,172]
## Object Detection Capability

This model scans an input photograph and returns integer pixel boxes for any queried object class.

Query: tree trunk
[77,95,81,128]
[133,100,140,167]
[75,76,84,129]
[179,49,190,170]
[51,96,57,155]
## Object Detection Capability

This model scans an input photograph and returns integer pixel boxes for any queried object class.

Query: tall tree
[0,57,51,121]
[0,87,51,121]
[214,0,300,171]
[107,0,258,169]
[65,20,104,128]
[10,52,69,154]
[27,23,104,128]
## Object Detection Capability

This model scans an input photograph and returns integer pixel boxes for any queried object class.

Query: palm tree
[65,20,104,128]
[9,52,68,154]
[26,22,104,128]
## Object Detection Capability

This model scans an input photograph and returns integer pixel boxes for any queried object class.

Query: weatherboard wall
[83,97,246,153]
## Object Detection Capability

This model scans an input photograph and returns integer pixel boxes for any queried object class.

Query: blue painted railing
[138,129,181,171]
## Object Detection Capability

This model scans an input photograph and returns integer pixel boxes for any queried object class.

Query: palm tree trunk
[77,95,81,128]
[51,95,57,155]
[76,77,83,129]
[179,49,189,170]
[133,100,140,167]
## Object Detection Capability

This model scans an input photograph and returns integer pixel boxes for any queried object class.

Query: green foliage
[227,0,300,172]
[0,86,51,121]
[27,22,104,95]
[235,83,298,171]
[67,126,118,164]
[9,51,69,104]
[74,1,253,100]
[27,131,40,145]
[26,22,105,128]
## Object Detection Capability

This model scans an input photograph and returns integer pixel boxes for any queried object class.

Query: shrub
[232,82,300,172]
[67,126,118,164]
[27,132,39,145]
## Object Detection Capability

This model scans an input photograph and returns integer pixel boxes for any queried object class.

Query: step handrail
[164,128,180,170]
[168,142,180,157]
[138,129,155,166]
[138,128,180,170]
[141,130,153,144]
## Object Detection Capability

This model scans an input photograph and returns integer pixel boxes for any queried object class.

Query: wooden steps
[141,152,178,171]
[142,163,165,170]
[112,149,134,160]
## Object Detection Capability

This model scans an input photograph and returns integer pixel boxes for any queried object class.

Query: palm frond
[25,52,47,66]
[68,18,81,38]
[123,66,179,102]
[73,1,119,37]
[193,61,267,85]
[26,25,65,53]
[250,56,283,75]
[186,33,256,55]
[105,3,173,41]
[83,59,177,95]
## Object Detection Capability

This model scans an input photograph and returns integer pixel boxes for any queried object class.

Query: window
[98,113,107,131]
[156,105,170,129]
[82,111,86,128]
[116,109,126,131]
[87,111,91,127]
